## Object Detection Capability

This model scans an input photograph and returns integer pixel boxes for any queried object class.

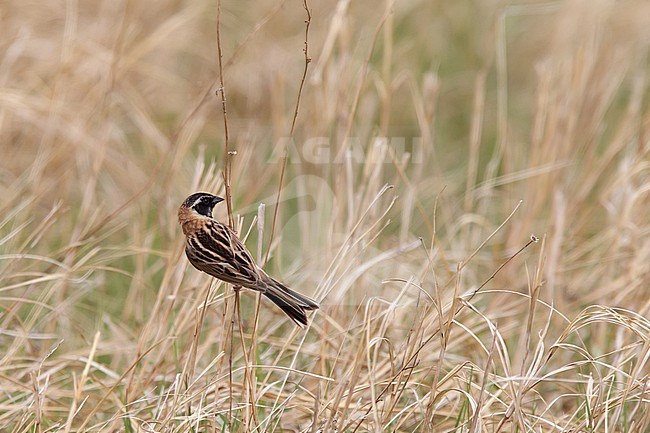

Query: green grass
[1,0,650,431]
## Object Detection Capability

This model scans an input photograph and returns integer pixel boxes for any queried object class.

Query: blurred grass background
[1,0,649,431]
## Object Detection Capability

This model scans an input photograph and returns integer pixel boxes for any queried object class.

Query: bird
[178,192,319,326]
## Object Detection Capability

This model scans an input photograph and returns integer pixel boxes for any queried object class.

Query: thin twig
[346,235,538,433]
[235,288,260,428]
[290,0,312,137]
[228,292,235,431]
[216,0,233,228]
[215,2,238,429]
[466,235,539,302]
[460,199,523,271]
[77,339,165,431]
[264,0,312,265]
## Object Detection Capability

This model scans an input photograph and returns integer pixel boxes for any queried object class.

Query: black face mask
[194,202,213,217]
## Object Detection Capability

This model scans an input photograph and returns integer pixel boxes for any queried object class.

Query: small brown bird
[178,192,319,326]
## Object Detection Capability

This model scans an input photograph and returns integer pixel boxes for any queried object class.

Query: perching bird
[178,192,319,326]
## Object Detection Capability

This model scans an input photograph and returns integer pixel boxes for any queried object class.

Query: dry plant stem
[43,157,165,277]
[336,6,391,163]
[317,184,395,298]
[520,236,546,371]
[235,289,260,429]
[215,2,244,425]
[216,0,233,228]
[379,1,393,133]
[460,200,522,272]
[244,212,265,414]
[290,0,312,136]
[311,387,321,433]
[6,2,650,430]
[466,235,538,303]
[263,331,316,432]
[229,292,235,431]
[177,281,213,418]
[463,71,488,252]
[470,331,497,433]
[418,237,445,432]
[63,332,99,433]
[77,340,164,432]
[264,0,312,266]
[346,235,537,433]
[384,145,435,238]
[165,1,284,203]
[238,219,262,429]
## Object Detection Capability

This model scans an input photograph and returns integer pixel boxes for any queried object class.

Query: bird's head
[180,192,224,219]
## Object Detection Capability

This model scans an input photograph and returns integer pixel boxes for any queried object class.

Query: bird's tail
[262,277,319,327]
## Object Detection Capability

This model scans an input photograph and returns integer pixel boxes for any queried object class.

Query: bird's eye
[193,197,213,217]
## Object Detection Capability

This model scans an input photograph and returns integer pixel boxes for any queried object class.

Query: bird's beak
[211,196,225,206]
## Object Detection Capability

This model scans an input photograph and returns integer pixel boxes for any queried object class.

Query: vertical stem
[216,0,234,228]
[215,3,238,430]
[264,0,312,265]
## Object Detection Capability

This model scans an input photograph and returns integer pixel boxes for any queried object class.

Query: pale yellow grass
[1,0,649,432]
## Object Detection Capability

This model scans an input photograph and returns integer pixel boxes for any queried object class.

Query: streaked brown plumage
[178,192,318,326]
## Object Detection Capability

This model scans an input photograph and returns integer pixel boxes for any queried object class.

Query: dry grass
[1,0,650,431]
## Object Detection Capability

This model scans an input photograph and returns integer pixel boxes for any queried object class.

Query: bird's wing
[185,221,263,290]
